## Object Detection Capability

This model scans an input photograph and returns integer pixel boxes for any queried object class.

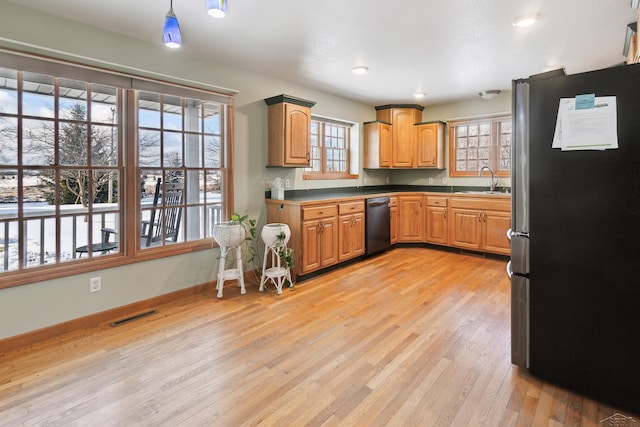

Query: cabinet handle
[306,152,310,161]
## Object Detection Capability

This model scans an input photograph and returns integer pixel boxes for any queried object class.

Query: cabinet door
[364,122,392,168]
[390,206,398,244]
[425,206,448,245]
[416,123,439,167]
[398,196,424,242]
[319,217,338,267]
[285,103,311,166]
[301,220,321,273]
[483,210,511,255]
[339,213,364,261]
[449,208,482,250]
[392,109,416,167]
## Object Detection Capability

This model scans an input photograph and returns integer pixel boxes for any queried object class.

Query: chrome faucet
[479,165,498,192]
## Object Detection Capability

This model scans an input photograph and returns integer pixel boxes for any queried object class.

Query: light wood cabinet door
[392,109,417,167]
[364,121,392,168]
[398,195,424,242]
[390,205,398,244]
[425,206,448,245]
[319,217,338,267]
[449,208,483,251]
[338,213,364,261]
[284,103,311,166]
[301,216,338,274]
[301,220,321,273]
[416,122,445,169]
[483,210,511,256]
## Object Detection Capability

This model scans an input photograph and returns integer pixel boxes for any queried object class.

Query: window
[0,51,233,288]
[304,117,357,179]
[448,115,511,177]
[136,89,227,249]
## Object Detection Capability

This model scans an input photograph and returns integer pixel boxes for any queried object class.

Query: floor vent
[110,309,158,327]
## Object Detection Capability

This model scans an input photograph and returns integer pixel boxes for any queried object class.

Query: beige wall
[0,1,511,340]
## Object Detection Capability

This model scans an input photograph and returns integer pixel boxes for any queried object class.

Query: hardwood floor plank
[0,247,637,426]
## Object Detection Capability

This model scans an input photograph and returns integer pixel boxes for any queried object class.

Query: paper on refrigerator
[552,96,618,150]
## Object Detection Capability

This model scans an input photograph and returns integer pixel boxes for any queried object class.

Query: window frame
[0,50,234,289]
[303,116,358,180]
[448,114,511,178]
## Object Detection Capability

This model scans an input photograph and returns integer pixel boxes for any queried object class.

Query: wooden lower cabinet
[338,201,365,261]
[483,210,511,255]
[301,205,338,274]
[389,196,398,244]
[397,195,424,242]
[425,196,448,245]
[448,196,511,256]
[266,193,510,278]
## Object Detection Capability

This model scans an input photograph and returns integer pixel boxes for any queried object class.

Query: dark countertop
[265,185,511,203]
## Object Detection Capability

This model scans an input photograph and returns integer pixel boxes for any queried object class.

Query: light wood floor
[0,247,635,426]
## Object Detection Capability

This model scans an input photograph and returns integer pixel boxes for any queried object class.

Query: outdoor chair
[141,178,184,247]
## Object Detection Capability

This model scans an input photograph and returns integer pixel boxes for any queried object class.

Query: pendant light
[163,0,181,48]
[207,0,227,18]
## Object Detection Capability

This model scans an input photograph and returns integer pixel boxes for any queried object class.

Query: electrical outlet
[428,177,433,184]
[285,178,291,188]
[386,177,390,184]
[442,177,448,184]
[265,180,272,189]
[89,276,102,293]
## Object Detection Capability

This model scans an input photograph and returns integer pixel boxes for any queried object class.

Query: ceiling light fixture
[479,90,501,100]
[413,92,426,99]
[512,14,539,28]
[163,0,182,48]
[352,66,369,75]
[207,0,228,18]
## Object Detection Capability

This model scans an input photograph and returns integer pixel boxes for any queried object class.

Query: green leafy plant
[217,213,260,282]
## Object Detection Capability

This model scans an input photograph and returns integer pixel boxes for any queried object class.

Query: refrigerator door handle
[506,260,513,278]
[509,229,530,239]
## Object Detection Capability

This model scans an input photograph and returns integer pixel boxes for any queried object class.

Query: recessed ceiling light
[512,14,539,28]
[413,92,426,99]
[479,90,501,100]
[352,66,369,75]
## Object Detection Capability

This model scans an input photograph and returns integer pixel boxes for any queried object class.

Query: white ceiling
[7,0,638,106]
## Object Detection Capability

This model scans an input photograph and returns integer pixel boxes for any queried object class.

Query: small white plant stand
[259,223,292,295]
[213,223,246,298]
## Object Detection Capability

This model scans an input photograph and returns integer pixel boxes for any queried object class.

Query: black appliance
[365,196,391,256]
[509,64,640,414]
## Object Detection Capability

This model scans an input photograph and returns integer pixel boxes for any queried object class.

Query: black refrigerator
[509,63,640,415]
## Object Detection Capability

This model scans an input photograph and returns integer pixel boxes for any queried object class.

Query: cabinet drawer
[426,196,448,207]
[302,205,338,220]
[339,201,365,215]
[450,197,510,212]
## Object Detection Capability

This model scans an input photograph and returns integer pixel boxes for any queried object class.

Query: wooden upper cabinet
[415,121,445,169]
[375,105,423,168]
[364,121,392,168]
[265,94,316,167]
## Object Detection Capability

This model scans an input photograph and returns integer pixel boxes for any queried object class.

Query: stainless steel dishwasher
[365,196,391,256]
